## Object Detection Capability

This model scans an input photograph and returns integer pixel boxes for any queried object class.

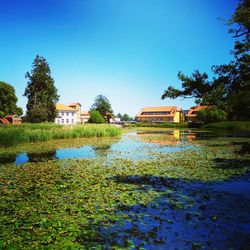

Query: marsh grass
[0,123,121,147]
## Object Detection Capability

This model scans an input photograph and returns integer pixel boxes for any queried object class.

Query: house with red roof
[136,106,185,123]
[186,105,210,123]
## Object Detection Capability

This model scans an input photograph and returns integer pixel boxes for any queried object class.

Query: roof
[81,111,90,116]
[187,105,210,117]
[0,118,10,124]
[69,102,81,107]
[56,104,77,111]
[136,106,180,117]
[140,106,177,112]
[6,114,20,118]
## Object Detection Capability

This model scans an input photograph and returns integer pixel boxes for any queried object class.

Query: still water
[1,129,250,249]
[1,130,199,164]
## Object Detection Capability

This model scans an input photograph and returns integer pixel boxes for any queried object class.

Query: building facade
[55,104,77,125]
[136,106,185,123]
[186,105,209,123]
[69,103,82,124]
[80,111,90,123]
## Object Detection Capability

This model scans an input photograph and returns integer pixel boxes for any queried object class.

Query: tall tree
[0,81,23,117]
[90,95,113,121]
[162,0,250,120]
[24,55,59,122]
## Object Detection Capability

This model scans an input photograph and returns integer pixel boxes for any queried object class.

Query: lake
[0,128,249,249]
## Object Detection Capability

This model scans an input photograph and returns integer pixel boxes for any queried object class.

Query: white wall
[55,110,77,125]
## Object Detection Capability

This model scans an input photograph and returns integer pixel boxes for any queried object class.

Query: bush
[197,107,227,123]
[88,111,105,124]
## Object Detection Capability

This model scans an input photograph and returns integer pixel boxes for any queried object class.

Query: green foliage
[88,110,106,123]
[90,95,113,120]
[24,55,59,123]
[196,107,227,123]
[0,81,23,117]
[0,123,121,147]
[203,121,250,131]
[117,113,133,121]
[161,0,250,121]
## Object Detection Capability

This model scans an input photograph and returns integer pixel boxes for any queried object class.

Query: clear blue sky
[0,0,238,117]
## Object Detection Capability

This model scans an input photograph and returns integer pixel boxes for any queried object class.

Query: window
[62,119,64,123]
[57,119,60,124]
[72,112,74,116]
[62,112,64,116]
[66,119,69,123]
[67,112,69,116]
[72,119,74,123]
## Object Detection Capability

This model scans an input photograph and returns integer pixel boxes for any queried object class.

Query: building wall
[75,104,81,124]
[174,112,180,123]
[55,110,77,125]
[137,116,174,122]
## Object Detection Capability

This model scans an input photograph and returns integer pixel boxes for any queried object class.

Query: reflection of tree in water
[0,154,16,164]
[27,151,56,162]
[93,145,111,157]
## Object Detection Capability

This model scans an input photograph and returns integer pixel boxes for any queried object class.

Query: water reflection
[1,129,247,165]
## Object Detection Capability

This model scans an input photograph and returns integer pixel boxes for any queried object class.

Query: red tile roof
[187,106,210,117]
[136,106,180,118]
[0,118,10,124]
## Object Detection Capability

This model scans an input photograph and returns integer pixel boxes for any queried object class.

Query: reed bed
[0,123,121,147]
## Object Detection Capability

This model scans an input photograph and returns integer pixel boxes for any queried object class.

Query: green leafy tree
[88,110,105,123]
[122,114,132,121]
[162,0,250,121]
[24,55,59,123]
[0,81,23,117]
[117,113,122,119]
[197,107,227,123]
[90,95,113,121]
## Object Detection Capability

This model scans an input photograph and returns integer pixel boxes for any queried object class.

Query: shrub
[88,111,105,124]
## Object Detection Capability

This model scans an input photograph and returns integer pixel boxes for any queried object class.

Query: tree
[0,81,23,117]
[24,55,59,123]
[90,95,113,121]
[122,114,132,121]
[162,0,250,121]
[197,107,227,123]
[117,113,122,119]
[88,110,105,123]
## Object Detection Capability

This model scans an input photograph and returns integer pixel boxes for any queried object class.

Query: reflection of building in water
[137,131,180,145]
[186,133,197,141]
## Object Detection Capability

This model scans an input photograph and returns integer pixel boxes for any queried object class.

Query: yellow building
[136,106,184,123]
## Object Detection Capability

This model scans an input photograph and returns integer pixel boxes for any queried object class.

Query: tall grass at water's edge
[0,123,121,147]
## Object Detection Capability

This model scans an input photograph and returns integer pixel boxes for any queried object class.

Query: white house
[55,104,77,125]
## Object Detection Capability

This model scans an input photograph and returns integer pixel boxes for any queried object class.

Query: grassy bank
[0,123,121,147]
[202,121,250,131]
